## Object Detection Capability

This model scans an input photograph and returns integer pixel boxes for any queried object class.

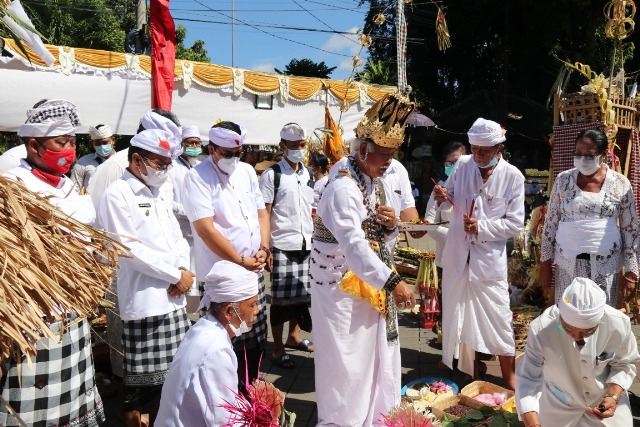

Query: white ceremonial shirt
[70,152,109,192]
[260,159,313,250]
[171,156,197,238]
[4,160,96,225]
[516,305,639,427]
[87,148,129,208]
[156,315,238,427]
[440,155,525,282]
[0,144,27,172]
[183,157,265,282]
[313,175,329,208]
[97,169,189,320]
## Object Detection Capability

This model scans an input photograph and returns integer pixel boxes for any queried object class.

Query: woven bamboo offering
[558,93,602,125]
[460,381,514,411]
[0,176,128,363]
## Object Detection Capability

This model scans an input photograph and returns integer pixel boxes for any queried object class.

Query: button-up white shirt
[516,305,639,426]
[97,169,189,320]
[156,315,238,427]
[260,159,313,250]
[4,160,96,225]
[87,148,130,208]
[70,152,108,192]
[171,156,196,237]
[183,157,265,282]
[381,159,415,214]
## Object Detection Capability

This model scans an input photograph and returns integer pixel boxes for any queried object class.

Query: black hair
[212,121,242,135]
[128,145,153,163]
[443,141,467,158]
[136,109,181,133]
[576,129,608,155]
[310,152,329,174]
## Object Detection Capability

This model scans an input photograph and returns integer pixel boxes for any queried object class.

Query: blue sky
[170,0,370,80]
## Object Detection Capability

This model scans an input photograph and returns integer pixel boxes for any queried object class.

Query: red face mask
[39,147,76,174]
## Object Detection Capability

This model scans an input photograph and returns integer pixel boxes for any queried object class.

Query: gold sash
[339,270,387,316]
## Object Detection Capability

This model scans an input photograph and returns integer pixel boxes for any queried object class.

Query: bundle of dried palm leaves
[0,175,128,362]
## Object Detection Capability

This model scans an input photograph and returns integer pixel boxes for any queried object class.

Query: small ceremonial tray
[397,221,449,232]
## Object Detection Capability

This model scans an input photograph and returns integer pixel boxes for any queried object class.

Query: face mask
[286,149,306,164]
[574,155,601,175]
[39,146,76,174]
[139,162,169,189]
[444,164,455,177]
[185,147,201,157]
[95,144,112,158]
[228,304,251,336]
[217,156,240,175]
[476,156,498,169]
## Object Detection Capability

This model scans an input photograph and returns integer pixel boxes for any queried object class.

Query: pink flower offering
[429,382,451,394]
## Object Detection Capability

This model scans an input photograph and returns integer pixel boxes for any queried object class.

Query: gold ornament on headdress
[355,93,415,149]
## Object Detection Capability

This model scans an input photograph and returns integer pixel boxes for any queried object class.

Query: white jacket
[516,305,639,427]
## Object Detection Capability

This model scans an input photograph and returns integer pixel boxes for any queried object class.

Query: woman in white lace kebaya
[540,129,639,306]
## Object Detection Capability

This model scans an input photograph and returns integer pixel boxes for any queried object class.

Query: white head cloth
[280,122,306,141]
[130,129,182,159]
[17,99,81,138]
[467,118,506,147]
[88,124,113,140]
[558,277,607,329]
[182,125,200,140]
[209,125,247,148]
[140,110,182,142]
[199,261,259,310]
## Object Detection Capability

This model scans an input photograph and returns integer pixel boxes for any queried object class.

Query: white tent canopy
[0,41,395,146]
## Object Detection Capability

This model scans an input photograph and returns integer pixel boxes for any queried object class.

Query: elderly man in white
[70,123,116,192]
[434,118,525,389]
[516,277,639,427]
[156,261,260,426]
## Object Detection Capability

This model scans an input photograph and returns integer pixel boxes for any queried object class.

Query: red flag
[150,0,176,109]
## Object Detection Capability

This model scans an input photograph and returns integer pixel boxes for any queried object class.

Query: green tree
[175,24,210,63]
[19,0,127,52]
[275,58,337,78]
[356,58,395,86]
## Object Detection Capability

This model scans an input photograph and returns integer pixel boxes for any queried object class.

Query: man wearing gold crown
[434,118,525,390]
[311,94,416,425]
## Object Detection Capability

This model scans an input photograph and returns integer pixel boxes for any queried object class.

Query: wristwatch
[604,393,620,404]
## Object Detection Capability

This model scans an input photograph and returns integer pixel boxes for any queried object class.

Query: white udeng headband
[17,121,76,137]
[209,126,247,148]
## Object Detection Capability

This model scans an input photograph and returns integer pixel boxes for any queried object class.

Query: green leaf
[461,409,485,421]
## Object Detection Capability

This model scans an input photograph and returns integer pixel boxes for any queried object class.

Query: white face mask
[574,155,601,175]
[228,304,251,336]
[286,149,306,164]
[217,156,240,175]
[140,163,169,188]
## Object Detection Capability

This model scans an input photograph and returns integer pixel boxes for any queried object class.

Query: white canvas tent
[0,40,395,145]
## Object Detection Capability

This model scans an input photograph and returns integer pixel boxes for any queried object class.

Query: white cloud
[251,62,276,73]
[321,26,361,56]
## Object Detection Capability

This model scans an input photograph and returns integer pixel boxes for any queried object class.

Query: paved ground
[102,303,640,426]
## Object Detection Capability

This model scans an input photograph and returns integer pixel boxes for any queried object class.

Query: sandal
[285,339,314,352]
[271,353,296,369]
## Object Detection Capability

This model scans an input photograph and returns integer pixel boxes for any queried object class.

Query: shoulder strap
[270,163,281,207]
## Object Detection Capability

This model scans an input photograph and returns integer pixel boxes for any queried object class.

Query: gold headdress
[354,93,415,148]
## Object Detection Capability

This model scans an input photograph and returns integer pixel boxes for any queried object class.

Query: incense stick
[430,178,464,216]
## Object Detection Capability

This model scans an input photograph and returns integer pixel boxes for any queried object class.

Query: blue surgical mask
[185,147,201,157]
[444,164,455,177]
[95,144,112,158]
[476,156,498,169]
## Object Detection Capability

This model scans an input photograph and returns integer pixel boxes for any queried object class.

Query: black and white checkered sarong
[233,271,268,349]
[122,307,189,387]
[270,247,311,305]
[0,318,105,427]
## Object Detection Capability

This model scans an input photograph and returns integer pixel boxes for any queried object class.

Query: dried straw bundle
[0,175,128,362]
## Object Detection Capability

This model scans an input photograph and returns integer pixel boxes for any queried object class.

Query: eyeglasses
[573,154,600,161]
[444,161,456,167]
[183,139,202,148]
[142,156,173,171]
[216,148,243,159]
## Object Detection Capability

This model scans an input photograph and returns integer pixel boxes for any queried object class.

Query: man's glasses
[573,154,600,161]
[444,161,456,167]
[216,149,243,159]
[142,156,172,171]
